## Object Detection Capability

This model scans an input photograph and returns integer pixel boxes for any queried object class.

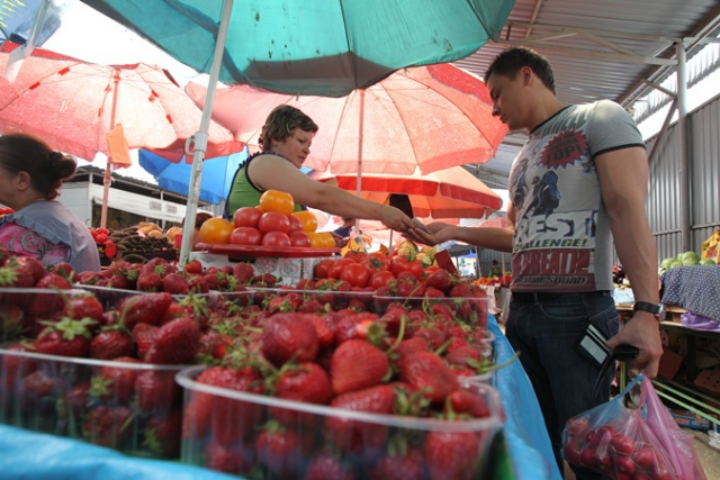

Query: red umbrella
[0,42,242,163]
[186,63,507,176]
[310,166,502,219]
[0,42,244,227]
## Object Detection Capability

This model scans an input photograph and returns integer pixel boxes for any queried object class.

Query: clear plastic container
[177,365,505,479]
[249,287,376,312]
[0,288,106,342]
[77,285,254,311]
[373,295,489,328]
[0,347,186,459]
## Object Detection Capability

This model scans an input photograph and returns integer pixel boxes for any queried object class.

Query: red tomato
[390,256,423,279]
[95,233,108,244]
[261,231,291,247]
[313,259,335,279]
[233,206,263,228]
[257,211,291,235]
[361,252,390,272]
[339,263,371,288]
[229,227,262,246]
[96,227,109,236]
[290,231,311,247]
[328,258,356,279]
[368,270,396,290]
[287,214,304,234]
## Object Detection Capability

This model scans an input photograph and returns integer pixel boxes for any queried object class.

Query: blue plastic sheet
[489,316,563,480]
[0,425,235,480]
[0,316,560,480]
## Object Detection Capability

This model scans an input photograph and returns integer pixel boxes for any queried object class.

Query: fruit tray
[198,243,341,258]
[248,287,377,312]
[177,366,505,479]
[0,288,119,343]
[0,348,186,459]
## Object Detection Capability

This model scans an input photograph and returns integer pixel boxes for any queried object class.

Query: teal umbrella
[78,0,514,264]
[78,0,514,97]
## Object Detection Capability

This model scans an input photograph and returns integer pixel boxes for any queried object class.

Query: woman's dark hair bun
[50,151,77,180]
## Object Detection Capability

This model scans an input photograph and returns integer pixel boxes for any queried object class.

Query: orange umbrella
[310,166,502,219]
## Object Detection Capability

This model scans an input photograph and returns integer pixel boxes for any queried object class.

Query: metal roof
[457,0,720,176]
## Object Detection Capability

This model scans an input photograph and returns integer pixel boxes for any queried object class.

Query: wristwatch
[633,301,666,321]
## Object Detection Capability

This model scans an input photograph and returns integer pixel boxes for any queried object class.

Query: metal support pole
[354,89,366,237]
[676,42,691,252]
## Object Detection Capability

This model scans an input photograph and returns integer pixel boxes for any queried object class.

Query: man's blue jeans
[505,291,619,480]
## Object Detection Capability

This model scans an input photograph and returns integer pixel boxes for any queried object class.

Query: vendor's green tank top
[225,153,304,218]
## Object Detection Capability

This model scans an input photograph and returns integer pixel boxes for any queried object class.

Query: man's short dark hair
[485,47,556,95]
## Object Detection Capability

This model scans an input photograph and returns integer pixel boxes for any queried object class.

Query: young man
[407,47,663,479]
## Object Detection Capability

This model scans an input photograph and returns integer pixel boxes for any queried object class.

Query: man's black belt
[511,290,611,304]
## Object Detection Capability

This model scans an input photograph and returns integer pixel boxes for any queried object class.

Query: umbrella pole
[388,229,394,254]
[100,69,121,230]
[179,0,234,266]
[354,89,365,237]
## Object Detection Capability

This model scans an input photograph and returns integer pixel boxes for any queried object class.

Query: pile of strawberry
[0,289,255,458]
[76,257,276,293]
[183,286,501,479]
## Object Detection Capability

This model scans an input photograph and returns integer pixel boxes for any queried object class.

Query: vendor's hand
[406,222,455,246]
[379,206,416,234]
[607,312,663,378]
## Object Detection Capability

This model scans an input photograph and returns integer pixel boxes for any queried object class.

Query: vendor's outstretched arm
[250,156,415,231]
[596,147,662,378]
[406,204,515,253]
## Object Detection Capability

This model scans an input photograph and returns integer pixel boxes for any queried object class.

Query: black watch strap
[633,301,664,320]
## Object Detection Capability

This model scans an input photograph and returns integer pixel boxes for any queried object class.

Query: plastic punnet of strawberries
[178,283,505,480]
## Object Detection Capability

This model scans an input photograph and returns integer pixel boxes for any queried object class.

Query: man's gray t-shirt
[508,100,645,293]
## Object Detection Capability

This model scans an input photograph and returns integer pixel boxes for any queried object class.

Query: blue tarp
[0,316,560,480]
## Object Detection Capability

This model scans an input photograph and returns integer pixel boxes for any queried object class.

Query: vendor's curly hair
[0,133,76,200]
[259,105,318,151]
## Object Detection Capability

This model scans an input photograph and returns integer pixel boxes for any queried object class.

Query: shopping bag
[562,374,706,480]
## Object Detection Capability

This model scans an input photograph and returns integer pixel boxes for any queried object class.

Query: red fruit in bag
[563,439,583,465]
[592,450,613,472]
[610,433,635,455]
[614,454,636,474]
[650,463,673,480]
[632,446,657,471]
[565,417,590,437]
[580,448,595,467]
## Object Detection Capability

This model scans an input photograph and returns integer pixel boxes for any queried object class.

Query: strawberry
[23,370,64,399]
[61,382,90,417]
[307,315,335,351]
[0,344,37,391]
[187,275,209,294]
[295,278,315,291]
[137,272,162,292]
[205,441,255,475]
[424,431,480,480]
[261,313,319,367]
[49,262,76,283]
[450,282,472,298]
[77,271,102,285]
[207,366,265,446]
[90,356,141,404]
[255,421,310,478]
[0,304,25,340]
[35,272,72,290]
[162,272,190,294]
[64,295,104,323]
[135,369,180,413]
[298,298,324,314]
[394,337,430,362]
[184,260,203,275]
[0,264,34,288]
[145,317,201,365]
[132,323,159,360]
[413,327,447,350]
[397,351,459,405]
[119,292,173,329]
[370,447,424,480]
[107,274,130,290]
[445,345,481,369]
[35,317,96,358]
[160,301,186,325]
[425,270,454,293]
[141,258,170,278]
[304,453,355,480]
[326,385,395,456]
[270,362,332,426]
[12,257,46,285]
[252,273,278,287]
[90,329,134,360]
[445,390,490,418]
[232,263,254,284]
[144,408,182,457]
[330,339,389,395]
[84,405,133,448]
